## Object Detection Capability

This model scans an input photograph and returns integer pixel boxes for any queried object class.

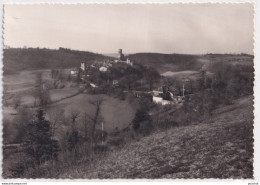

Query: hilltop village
[69,49,186,105]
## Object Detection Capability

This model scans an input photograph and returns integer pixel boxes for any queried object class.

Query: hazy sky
[4,3,254,54]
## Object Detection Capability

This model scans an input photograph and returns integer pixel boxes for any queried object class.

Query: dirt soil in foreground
[59,95,253,179]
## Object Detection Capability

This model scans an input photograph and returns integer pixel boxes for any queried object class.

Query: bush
[107,136,125,148]
[138,120,154,136]
[132,108,151,131]
[94,144,109,155]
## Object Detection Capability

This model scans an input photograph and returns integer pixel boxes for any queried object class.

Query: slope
[59,95,254,179]
[3,48,111,74]
[127,53,254,74]
[127,53,201,73]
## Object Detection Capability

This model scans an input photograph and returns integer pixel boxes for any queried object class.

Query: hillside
[128,53,254,73]
[3,48,111,74]
[59,95,253,179]
[128,53,201,73]
[4,48,254,75]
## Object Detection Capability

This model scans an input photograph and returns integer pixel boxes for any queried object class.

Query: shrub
[132,108,151,131]
[23,109,60,167]
[138,120,154,136]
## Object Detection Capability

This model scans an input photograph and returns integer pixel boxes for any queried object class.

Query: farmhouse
[150,86,186,105]
[153,96,171,105]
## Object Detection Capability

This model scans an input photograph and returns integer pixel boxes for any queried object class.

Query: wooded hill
[3,48,111,74]
[127,53,254,73]
[3,48,254,75]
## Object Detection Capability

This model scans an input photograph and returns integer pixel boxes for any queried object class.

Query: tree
[88,98,103,160]
[120,74,139,90]
[132,99,151,131]
[23,109,59,168]
[13,96,21,109]
[198,69,207,91]
[67,110,80,153]
[77,68,81,84]
[32,72,51,107]
[82,112,89,141]
[48,108,65,136]
[145,67,160,91]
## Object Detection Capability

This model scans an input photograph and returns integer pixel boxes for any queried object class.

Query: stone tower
[118,49,124,60]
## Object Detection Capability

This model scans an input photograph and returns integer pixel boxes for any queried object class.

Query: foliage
[132,108,151,131]
[23,109,60,166]
[12,96,21,109]
[144,67,161,91]
[32,73,51,107]
[3,108,33,144]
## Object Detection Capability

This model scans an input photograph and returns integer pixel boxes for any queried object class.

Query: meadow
[46,93,136,132]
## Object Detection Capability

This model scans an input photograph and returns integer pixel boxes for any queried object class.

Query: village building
[114,49,133,66]
[90,83,98,88]
[153,96,172,105]
[99,66,108,72]
[112,80,119,86]
[81,62,86,71]
[70,70,78,76]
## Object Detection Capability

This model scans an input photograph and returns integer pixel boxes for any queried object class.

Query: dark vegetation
[128,53,201,73]
[3,47,111,74]
[2,48,254,178]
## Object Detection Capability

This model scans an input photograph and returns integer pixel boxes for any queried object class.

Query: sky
[3,3,254,54]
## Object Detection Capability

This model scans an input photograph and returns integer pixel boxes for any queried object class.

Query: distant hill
[127,53,254,73]
[127,53,203,73]
[103,53,119,58]
[3,48,111,74]
[3,48,254,75]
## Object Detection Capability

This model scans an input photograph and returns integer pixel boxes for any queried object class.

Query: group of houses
[70,48,185,105]
[70,49,133,76]
[131,86,185,105]
[151,86,184,105]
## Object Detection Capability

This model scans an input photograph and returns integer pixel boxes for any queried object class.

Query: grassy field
[58,95,253,178]
[46,94,136,132]
[3,70,51,93]
[2,93,137,178]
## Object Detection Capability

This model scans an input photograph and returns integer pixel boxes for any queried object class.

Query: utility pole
[182,78,190,98]
[102,122,104,145]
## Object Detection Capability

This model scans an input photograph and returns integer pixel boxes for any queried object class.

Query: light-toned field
[2,106,17,121]
[50,88,79,102]
[3,68,135,134]
[161,70,198,77]
[47,94,136,132]
[3,69,52,107]
[3,70,51,94]
[161,70,200,80]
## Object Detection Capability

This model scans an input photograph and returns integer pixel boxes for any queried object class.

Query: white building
[152,96,172,105]
[90,83,98,88]
[70,70,78,76]
[81,63,86,71]
[99,66,108,72]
